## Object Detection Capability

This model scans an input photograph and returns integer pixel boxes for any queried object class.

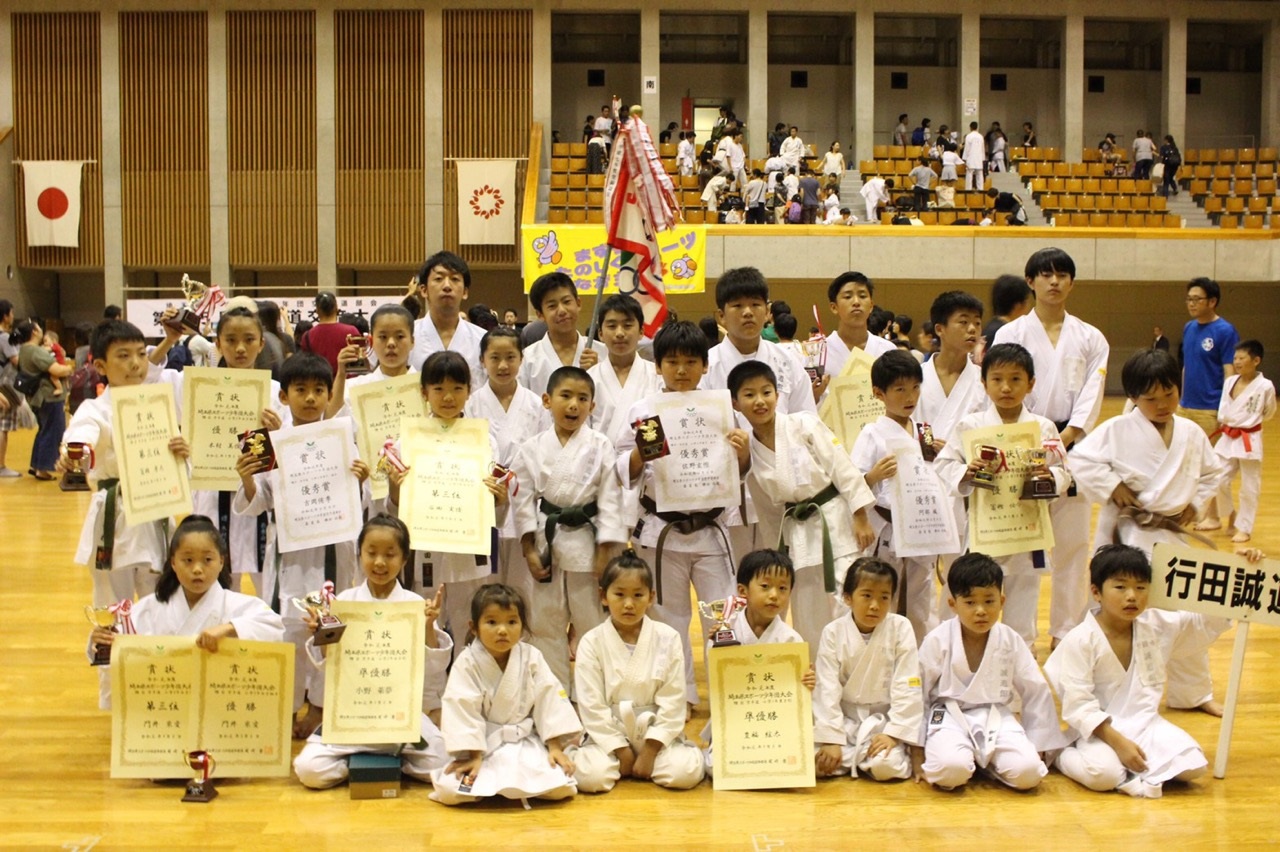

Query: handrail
[523,122,542,227]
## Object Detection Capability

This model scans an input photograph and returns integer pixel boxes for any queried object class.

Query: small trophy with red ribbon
[344,333,373,378]
[182,750,218,803]
[84,599,136,666]
[698,595,747,647]
[972,444,1003,491]
[60,441,93,492]
[293,581,346,645]
[1018,447,1056,500]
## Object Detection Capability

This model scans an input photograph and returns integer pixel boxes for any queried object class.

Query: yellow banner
[521,224,706,295]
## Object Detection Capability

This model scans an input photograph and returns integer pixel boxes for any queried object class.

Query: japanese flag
[22,160,85,248]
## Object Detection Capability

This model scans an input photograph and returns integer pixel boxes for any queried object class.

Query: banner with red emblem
[456,159,517,245]
[22,160,86,247]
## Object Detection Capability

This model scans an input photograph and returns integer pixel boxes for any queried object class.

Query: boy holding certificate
[933,343,1071,646]
[519,271,607,396]
[728,360,876,653]
[849,351,959,643]
[822,272,896,389]
[233,352,369,738]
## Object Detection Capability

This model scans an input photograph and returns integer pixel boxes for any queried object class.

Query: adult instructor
[1179,277,1238,530]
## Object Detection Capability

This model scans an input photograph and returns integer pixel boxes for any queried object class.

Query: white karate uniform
[1213,373,1276,534]
[588,358,663,528]
[430,640,583,805]
[676,138,695,176]
[619,394,736,704]
[95,583,285,709]
[850,416,956,643]
[745,411,875,656]
[511,426,627,692]
[293,581,452,788]
[918,618,1068,790]
[993,312,1109,639]
[407,315,485,382]
[518,333,609,397]
[233,470,361,711]
[571,617,705,792]
[1045,610,1229,797]
[934,407,1071,645]
[813,613,922,780]
[962,130,986,190]
[860,178,891,223]
[707,338,816,417]
[822,333,895,393]
[780,135,806,172]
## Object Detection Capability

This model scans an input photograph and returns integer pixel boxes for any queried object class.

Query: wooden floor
[2,398,1278,850]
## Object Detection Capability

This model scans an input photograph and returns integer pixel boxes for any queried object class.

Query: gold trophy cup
[182,750,218,803]
[972,444,1002,491]
[164,273,207,334]
[84,605,118,666]
[292,583,346,645]
[60,441,93,492]
[1019,447,1056,500]
[698,596,746,647]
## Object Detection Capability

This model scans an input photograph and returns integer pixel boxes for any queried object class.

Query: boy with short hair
[511,365,627,692]
[617,321,744,704]
[1045,545,1230,798]
[587,294,662,449]
[1212,339,1275,543]
[913,553,1068,791]
[729,360,875,654]
[850,351,958,643]
[934,343,1071,645]
[408,251,485,381]
[233,352,369,738]
[519,271,607,396]
[823,272,896,385]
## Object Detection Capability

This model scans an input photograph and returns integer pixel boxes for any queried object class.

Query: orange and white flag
[456,159,517,245]
[22,160,86,248]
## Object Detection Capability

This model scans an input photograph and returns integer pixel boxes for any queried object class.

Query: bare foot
[1193,520,1222,532]
[1231,531,1251,544]
[1197,699,1224,718]
[293,703,323,738]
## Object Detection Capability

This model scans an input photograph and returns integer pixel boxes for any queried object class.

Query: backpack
[786,201,803,223]
[68,361,102,414]
[910,127,926,146]
[165,335,195,371]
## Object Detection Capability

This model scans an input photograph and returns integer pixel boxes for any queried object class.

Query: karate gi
[993,312,1109,639]
[407,315,485,382]
[588,358,663,529]
[780,135,806,173]
[511,426,627,692]
[918,618,1068,790]
[962,130,986,190]
[822,334,895,394]
[95,584,284,709]
[676,137,695,176]
[1213,373,1275,535]
[745,411,875,655]
[518,333,609,398]
[571,617,705,792]
[860,178,891,223]
[293,581,451,788]
[1045,610,1229,797]
[707,340,816,417]
[934,407,1071,645]
[851,416,957,643]
[813,613,922,780]
[430,640,583,805]
[619,394,736,704]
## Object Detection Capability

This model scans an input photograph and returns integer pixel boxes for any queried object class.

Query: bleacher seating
[1183,147,1279,229]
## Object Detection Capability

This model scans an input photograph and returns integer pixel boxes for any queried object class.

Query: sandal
[32,471,55,481]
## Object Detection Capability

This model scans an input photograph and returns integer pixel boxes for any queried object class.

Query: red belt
[1220,423,1262,453]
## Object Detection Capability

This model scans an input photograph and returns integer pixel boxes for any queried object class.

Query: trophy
[345,333,373,378]
[698,596,747,647]
[163,274,208,334]
[1018,447,1056,500]
[182,750,218,803]
[633,416,670,462]
[917,423,938,463]
[292,581,346,645]
[800,333,827,382]
[84,599,135,666]
[239,428,277,472]
[971,444,1002,491]
[60,441,94,492]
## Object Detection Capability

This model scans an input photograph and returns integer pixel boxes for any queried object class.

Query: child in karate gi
[430,584,582,806]
[913,553,1068,791]
[1212,340,1275,544]
[1045,545,1231,798]
[294,515,451,788]
[822,272,896,390]
[571,550,705,792]
[511,365,626,692]
[814,558,922,781]
[88,515,285,709]
[729,360,875,652]
[518,272,606,396]
[407,251,486,380]
[587,294,663,449]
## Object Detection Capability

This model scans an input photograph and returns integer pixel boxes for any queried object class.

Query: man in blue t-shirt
[1179,276,1238,530]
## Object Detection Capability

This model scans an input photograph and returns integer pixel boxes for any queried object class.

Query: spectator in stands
[1099,133,1121,174]
[701,173,730,218]
[822,185,843,224]
[963,122,986,190]
[587,131,607,175]
[659,121,677,144]
[860,176,894,224]
[820,142,845,185]
[782,168,800,205]
[581,114,595,143]
[798,168,823,225]
[502,309,519,330]
[780,126,806,174]
[593,104,615,151]
[940,143,962,186]
[769,122,787,157]
[744,169,768,224]
[104,305,123,321]
[909,158,936,211]
[1159,135,1182,197]
[720,128,748,190]
[895,114,910,147]
[988,129,1007,173]
[983,274,1034,346]
[890,315,913,348]
[1132,129,1155,180]
[984,122,1004,159]
[1152,325,1170,352]
[911,118,932,147]
[1022,122,1037,148]
[298,292,359,375]
[677,131,696,177]
[697,152,718,192]
[831,207,856,226]
[985,187,1027,225]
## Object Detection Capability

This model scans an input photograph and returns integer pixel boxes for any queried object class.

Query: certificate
[649,389,739,513]
[181,366,273,491]
[321,601,426,744]
[272,417,365,553]
[347,373,427,500]
[111,382,192,525]
[110,636,294,779]
[891,447,960,558]
[400,417,495,555]
[708,642,815,790]
[818,347,883,449]
[962,421,1055,558]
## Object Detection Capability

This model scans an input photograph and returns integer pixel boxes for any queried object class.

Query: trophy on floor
[698,595,747,648]
[345,333,373,378]
[293,581,346,645]
[1018,447,1056,500]
[164,274,209,334]
[182,750,218,803]
[800,333,827,383]
[60,441,94,492]
[971,444,1003,491]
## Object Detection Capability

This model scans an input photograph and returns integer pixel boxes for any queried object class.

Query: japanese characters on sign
[962,421,1055,559]
[1151,542,1280,626]
[111,383,192,525]
[347,374,428,501]
[399,418,496,556]
[127,295,401,339]
[271,418,365,553]
[649,389,740,514]
[181,367,274,492]
[520,224,706,296]
[818,347,883,450]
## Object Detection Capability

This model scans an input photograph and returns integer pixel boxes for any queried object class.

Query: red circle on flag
[37,187,69,220]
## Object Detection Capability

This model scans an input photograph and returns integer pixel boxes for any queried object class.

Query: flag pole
[586,244,614,344]
[587,95,626,343]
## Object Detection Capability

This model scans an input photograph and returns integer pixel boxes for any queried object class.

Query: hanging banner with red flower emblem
[456,159,517,245]
[21,160,86,248]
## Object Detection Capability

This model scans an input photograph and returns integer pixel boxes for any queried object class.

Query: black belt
[540,497,599,555]
[639,494,730,604]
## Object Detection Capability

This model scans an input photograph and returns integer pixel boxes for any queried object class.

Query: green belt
[639,494,730,605]
[95,478,120,570]
[779,482,841,593]
[540,497,599,561]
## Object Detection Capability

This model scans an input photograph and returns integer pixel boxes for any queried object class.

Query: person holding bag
[14,318,71,480]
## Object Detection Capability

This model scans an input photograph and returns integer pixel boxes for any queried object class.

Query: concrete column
[208,10,229,289]
[101,11,124,305]
[424,6,444,253]
[639,7,660,125]
[957,12,980,141]
[1162,15,1187,150]
[747,7,767,157]
[1261,20,1280,149]
[852,2,874,165]
[1061,14,1084,163]
[0,11,18,303]
[315,9,335,292]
